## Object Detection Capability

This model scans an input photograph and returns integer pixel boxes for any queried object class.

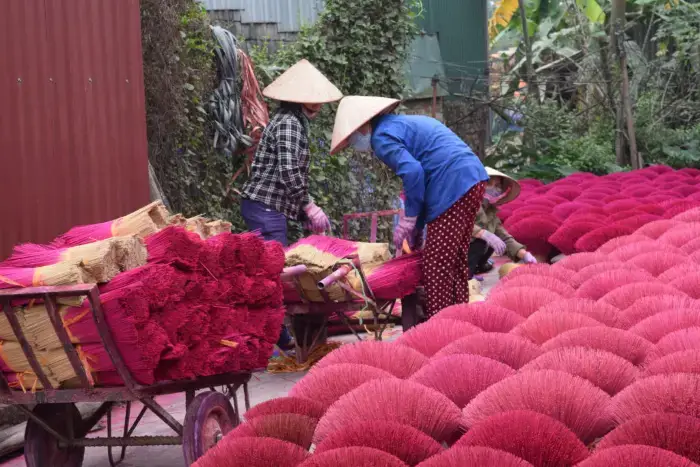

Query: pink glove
[394,216,417,251]
[523,252,537,264]
[304,203,331,234]
[480,230,507,256]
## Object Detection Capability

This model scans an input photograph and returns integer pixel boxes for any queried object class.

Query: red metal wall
[0,0,150,259]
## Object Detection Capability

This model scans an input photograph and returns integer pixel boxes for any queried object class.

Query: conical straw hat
[263,59,343,104]
[485,167,521,205]
[330,96,401,154]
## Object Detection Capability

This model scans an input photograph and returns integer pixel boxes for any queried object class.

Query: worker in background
[470,167,537,278]
[241,59,342,348]
[330,96,489,317]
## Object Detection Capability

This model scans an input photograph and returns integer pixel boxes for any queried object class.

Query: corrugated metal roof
[200,0,325,32]
[418,0,489,93]
[404,34,449,100]
[0,0,150,259]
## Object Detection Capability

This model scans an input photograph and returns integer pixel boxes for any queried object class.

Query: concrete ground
[1,260,504,467]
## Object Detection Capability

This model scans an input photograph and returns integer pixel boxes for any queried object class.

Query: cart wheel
[25,403,85,467]
[183,391,239,465]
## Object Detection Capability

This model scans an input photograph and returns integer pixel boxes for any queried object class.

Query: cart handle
[317,256,362,290]
[281,265,307,281]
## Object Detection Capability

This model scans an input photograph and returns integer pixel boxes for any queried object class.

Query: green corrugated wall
[418,0,488,94]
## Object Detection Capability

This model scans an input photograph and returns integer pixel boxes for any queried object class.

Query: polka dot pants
[424,182,486,317]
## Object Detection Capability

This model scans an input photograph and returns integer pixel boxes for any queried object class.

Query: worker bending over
[330,96,489,317]
[470,167,537,277]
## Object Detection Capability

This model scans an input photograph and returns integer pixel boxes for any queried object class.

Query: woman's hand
[394,216,417,251]
[517,249,537,264]
[304,202,331,234]
[480,230,507,256]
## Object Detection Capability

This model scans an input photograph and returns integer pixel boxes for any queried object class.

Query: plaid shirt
[242,108,311,220]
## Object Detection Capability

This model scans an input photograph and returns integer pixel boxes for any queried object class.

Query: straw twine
[284,242,391,302]
[267,342,343,373]
[185,216,209,239]
[111,200,169,238]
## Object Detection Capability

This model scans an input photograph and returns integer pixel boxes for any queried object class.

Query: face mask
[349,131,372,152]
[485,187,503,199]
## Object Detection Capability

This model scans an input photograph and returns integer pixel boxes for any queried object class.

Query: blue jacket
[372,115,489,229]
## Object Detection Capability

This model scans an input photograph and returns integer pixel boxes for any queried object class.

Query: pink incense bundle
[314,420,443,466]
[415,447,533,467]
[315,379,462,444]
[574,270,654,301]
[570,262,650,290]
[289,364,396,412]
[627,252,691,277]
[145,226,203,270]
[597,235,653,254]
[433,333,541,369]
[510,311,604,345]
[395,318,482,357]
[491,275,575,297]
[366,252,423,300]
[548,222,605,255]
[574,224,637,252]
[643,349,700,377]
[612,214,661,231]
[567,212,607,224]
[503,209,554,230]
[225,413,317,449]
[191,436,310,467]
[658,225,700,248]
[258,241,286,277]
[645,327,700,363]
[488,287,564,318]
[552,202,589,220]
[60,284,149,346]
[604,199,643,213]
[462,369,611,444]
[548,187,582,201]
[662,199,700,218]
[521,347,638,396]
[552,253,607,272]
[506,216,559,256]
[599,282,683,310]
[681,237,700,255]
[244,397,326,422]
[671,274,700,299]
[607,241,682,262]
[299,447,408,467]
[541,327,652,366]
[635,219,683,239]
[620,294,699,328]
[52,201,169,248]
[0,263,94,290]
[434,303,525,333]
[596,413,700,464]
[408,354,515,408]
[629,308,700,343]
[673,206,700,222]
[456,410,589,467]
[537,299,624,328]
[498,264,571,284]
[609,373,700,424]
[312,341,427,379]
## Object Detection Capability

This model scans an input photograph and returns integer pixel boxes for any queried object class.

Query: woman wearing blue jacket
[330,96,489,317]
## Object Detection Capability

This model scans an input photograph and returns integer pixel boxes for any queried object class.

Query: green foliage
[249,0,422,242]
[488,0,700,182]
[141,0,248,229]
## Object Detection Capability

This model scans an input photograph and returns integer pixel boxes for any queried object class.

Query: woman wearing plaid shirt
[241,60,342,246]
